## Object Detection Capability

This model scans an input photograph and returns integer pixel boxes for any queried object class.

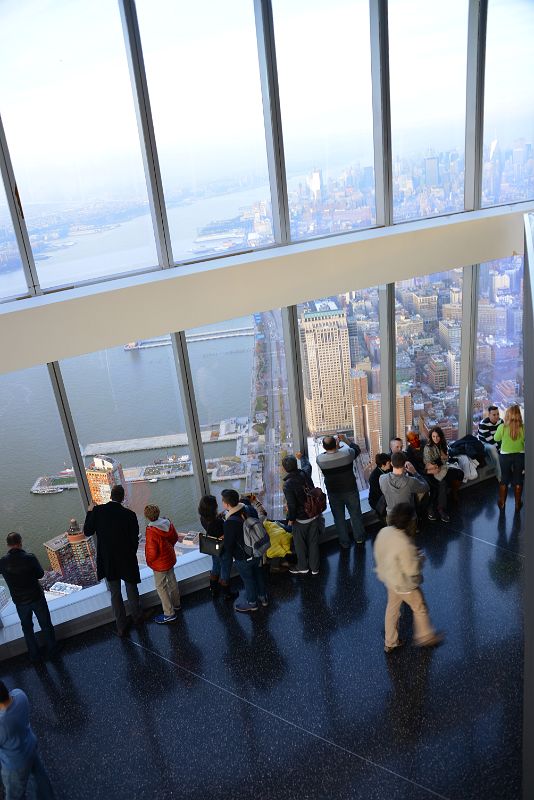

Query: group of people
[0,404,525,798]
[368,427,464,526]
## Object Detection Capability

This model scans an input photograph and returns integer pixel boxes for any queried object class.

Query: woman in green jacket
[494,404,525,512]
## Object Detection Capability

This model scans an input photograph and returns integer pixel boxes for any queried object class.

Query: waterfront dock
[81,429,240,457]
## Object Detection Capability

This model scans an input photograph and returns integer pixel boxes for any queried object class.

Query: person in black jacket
[221,489,266,613]
[282,455,323,576]
[0,532,57,663]
[83,484,143,637]
[198,495,237,601]
[368,453,391,519]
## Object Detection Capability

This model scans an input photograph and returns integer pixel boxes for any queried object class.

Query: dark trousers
[292,517,321,572]
[15,595,56,661]
[499,452,524,487]
[1,750,55,800]
[106,579,141,633]
[235,558,267,605]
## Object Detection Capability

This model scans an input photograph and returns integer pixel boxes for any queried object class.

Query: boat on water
[33,486,64,494]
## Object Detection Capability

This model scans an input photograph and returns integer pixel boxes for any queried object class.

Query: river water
[0,319,255,565]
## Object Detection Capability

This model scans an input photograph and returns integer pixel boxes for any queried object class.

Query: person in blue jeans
[0,533,57,664]
[0,682,55,799]
[316,433,366,548]
[198,495,237,601]
[221,489,267,613]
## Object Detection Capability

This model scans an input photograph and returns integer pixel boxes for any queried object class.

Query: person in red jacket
[144,505,181,624]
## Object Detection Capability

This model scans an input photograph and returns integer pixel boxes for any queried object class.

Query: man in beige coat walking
[374,503,443,653]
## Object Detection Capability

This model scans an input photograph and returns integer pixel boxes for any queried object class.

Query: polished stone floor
[0,482,523,799]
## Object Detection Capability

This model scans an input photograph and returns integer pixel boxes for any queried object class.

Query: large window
[473,256,524,427]
[187,312,292,518]
[395,270,464,444]
[297,289,382,491]
[0,183,27,300]
[136,0,273,262]
[482,0,534,206]
[273,0,376,240]
[60,342,199,566]
[0,0,157,289]
[0,366,87,612]
[389,0,468,222]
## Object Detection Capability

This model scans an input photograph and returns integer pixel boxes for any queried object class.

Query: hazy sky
[0,0,532,205]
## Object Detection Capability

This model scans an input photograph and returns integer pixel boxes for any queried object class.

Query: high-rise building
[425,156,440,186]
[428,356,449,390]
[447,350,461,387]
[396,389,413,438]
[365,394,382,458]
[439,319,462,350]
[300,309,353,434]
[44,519,98,583]
[351,370,368,447]
[86,455,127,504]
[477,304,507,336]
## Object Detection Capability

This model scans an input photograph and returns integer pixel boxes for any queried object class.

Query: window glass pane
[0,182,28,299]
[273,0,376,240]
[473,256,524,427]
[187,312,292,518]
[136,0,273,261]
[395,270,464,443]
[0,366,87,614]
[482,0,534,206]
[389,0,468,222]
[297,290,382,492]
[0,0,157,289]
[61,342,199,566]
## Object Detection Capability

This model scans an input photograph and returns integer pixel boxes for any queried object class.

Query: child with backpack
[221,489,269,613]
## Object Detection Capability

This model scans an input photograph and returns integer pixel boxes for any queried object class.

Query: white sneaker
[311,570,319,575]
[289,567,309,574]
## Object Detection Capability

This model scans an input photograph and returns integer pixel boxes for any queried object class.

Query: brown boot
[514,484,523,512]
[497,483,507,511]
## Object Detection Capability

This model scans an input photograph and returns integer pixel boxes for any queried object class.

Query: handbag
[199,531,224,557]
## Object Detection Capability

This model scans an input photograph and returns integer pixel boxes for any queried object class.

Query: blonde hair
[144,504,160,522]
[504,404,523,441]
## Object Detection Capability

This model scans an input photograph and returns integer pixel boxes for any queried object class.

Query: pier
[125,327,254,350]
[81,429,241,457]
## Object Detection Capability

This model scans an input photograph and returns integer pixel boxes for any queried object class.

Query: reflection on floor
[0,482,522,800]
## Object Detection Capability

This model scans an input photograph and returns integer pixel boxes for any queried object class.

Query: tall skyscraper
[300,309,353,434]
[396,389,413,438]
[86,455,126,504]
[44,519,97,580]
[351,370,368,447]
[365,394,382,458]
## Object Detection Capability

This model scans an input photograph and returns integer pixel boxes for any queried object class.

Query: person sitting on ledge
[423,426,464,523]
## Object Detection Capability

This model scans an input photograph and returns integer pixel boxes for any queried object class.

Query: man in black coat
[83,484,143,636]
[0,532,57,663]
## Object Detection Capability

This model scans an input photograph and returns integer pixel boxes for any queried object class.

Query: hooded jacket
[374,525,422,593]
[145,517,178,572]
[379,471,428,515]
